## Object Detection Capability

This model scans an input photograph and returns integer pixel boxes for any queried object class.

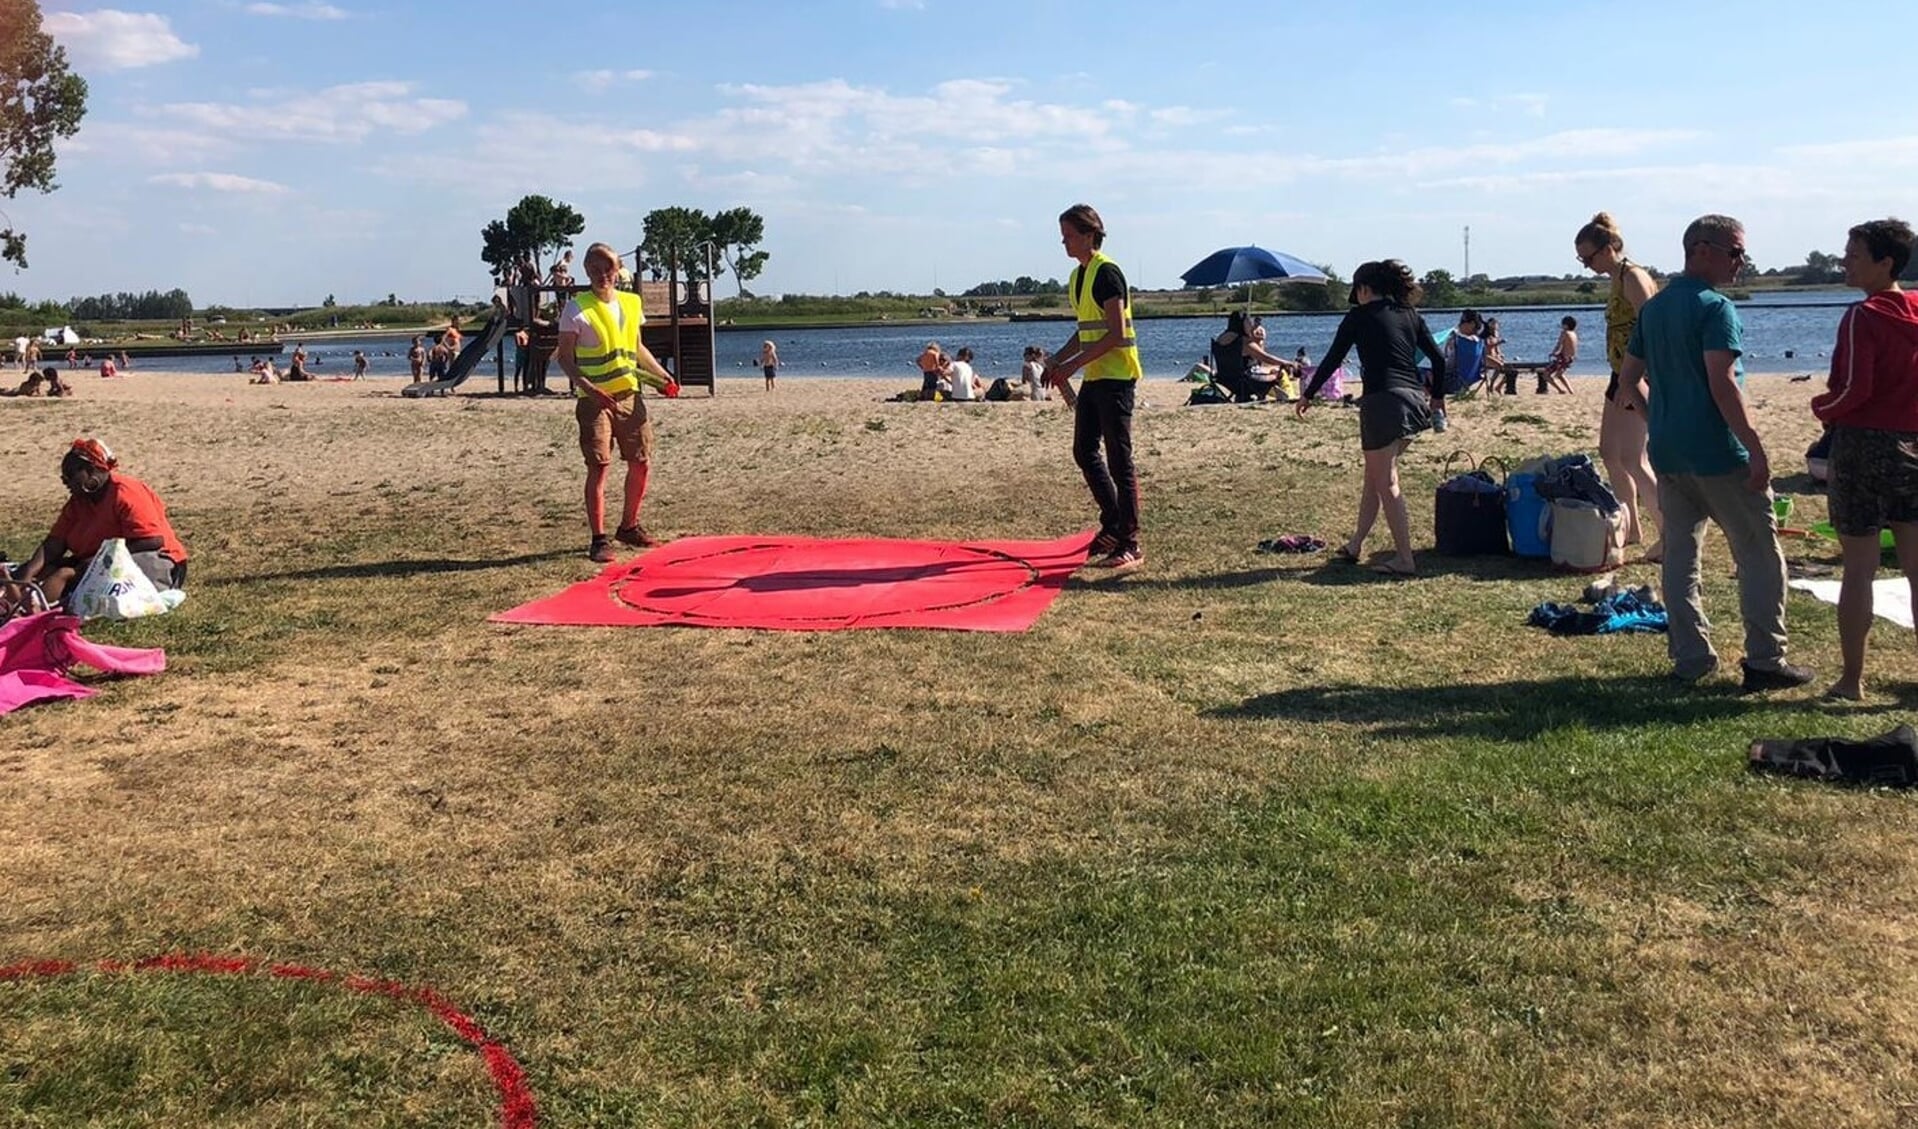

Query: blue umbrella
[1180,245,1327,288]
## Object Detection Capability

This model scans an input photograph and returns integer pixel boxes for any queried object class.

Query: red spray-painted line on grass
[0,953,537,1128]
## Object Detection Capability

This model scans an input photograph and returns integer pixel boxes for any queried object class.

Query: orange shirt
[49,472,189,563]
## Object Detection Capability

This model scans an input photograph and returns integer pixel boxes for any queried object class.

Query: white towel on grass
[1788,577,1915,629]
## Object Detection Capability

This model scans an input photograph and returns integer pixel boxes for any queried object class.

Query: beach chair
[1209,339,1281,403]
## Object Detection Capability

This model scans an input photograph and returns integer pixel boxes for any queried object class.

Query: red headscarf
[68,438,116,471]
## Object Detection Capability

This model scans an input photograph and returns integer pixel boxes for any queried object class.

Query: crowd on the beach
[6,205,1917,703]
[1005,202,1918,700]
[907,341,1054,402]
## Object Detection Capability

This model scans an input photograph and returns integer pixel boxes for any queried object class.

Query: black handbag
[1434,451,1511,556]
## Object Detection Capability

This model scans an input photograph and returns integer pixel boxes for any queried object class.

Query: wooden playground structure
[488,265,717,396]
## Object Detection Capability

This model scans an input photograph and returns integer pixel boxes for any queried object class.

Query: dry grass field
[3,371,1915,1127]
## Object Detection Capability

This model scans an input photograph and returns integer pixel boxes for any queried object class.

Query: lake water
[108,300,1853,382]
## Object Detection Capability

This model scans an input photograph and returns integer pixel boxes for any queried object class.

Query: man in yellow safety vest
[1044,203,1145,572]
[556,242,677,563]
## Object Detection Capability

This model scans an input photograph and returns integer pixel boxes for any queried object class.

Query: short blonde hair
[583,242,621,274]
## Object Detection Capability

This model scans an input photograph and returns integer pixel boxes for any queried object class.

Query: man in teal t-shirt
[1617,214,1811,692]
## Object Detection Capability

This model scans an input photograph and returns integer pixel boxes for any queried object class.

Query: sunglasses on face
[1695,241,1748,264]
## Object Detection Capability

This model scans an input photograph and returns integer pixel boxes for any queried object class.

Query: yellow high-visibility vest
[1071,250,1142,381]
[572,289,645,398]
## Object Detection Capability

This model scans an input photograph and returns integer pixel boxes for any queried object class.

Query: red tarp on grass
[491,532,1094,632]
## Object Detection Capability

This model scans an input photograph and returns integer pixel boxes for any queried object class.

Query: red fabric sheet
[492,532,1094,632]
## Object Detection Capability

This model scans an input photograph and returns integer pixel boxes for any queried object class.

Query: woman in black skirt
[1297,260,1447,576]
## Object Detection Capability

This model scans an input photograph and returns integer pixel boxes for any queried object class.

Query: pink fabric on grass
[0,611,165,714]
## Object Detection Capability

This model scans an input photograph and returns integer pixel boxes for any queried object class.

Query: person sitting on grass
[1441,310,1486,396]
[9,438,189,606]
[946,346,984,401]
[1212,312,1300,401]
[1021,345,1051,401]
[916,341,947,401]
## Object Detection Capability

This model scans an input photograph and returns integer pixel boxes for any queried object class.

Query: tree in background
[708,206,769,299]
[1798,250,1843,285]
[640,206,713,281]
[0,0,88,269]
[479,194,585,277]
[639,206,773,294]
[1419,269,1462,308]
[67,288,192,320]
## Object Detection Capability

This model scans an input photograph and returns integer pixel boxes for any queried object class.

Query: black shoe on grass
[1741,660,1815,694]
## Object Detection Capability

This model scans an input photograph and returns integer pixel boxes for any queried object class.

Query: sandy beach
[0,369,1833,529]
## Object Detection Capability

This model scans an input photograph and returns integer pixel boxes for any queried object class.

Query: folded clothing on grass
[1749,725,1918,787]
[1526,589,1667,635]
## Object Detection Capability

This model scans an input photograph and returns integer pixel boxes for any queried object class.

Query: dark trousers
[1073,378,1140,544]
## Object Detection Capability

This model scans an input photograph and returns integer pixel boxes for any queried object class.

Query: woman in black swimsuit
[1297,260,1447,576]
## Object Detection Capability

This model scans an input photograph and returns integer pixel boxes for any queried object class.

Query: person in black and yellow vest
[1044,203,1145,571]
[556,242,677,563]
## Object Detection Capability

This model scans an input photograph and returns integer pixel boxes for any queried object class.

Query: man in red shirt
[1810,218,1918,700]
[10,439,189,605]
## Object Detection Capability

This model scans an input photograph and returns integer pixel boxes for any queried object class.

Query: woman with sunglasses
[1297,259,1447,576]
[1575,211,1662,561]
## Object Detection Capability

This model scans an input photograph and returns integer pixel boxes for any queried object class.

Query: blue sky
[10,0,1916,307]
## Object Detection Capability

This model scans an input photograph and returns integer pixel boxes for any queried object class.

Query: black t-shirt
[1076,261,1126,310]
[1305,299,1447,400]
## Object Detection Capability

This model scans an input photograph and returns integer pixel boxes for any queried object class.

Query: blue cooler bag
[1507,471,1552,558]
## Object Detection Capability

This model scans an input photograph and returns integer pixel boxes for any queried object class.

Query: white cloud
[1777,136,1918,167]
[43,10,198,70]
[573,69,656,91]
[244,2,349,18]
[1451,93,1550,119]
[679,167,800,194]
[697,78,1124,181]
[1148,106,1227,128]
[149,172,291,193]
[1304,128,1701,180]
[63,121,233,163]
[156,82,467,143]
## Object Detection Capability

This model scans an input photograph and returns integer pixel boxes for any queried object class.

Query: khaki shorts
[576,391,654,466]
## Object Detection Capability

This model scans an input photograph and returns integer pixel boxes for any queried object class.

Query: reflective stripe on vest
[573,289,645,397]
[1071,251,1142,381]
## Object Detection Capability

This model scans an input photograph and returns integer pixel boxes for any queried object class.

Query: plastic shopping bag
[65,538,173,620]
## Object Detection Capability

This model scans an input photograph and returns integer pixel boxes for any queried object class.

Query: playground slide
[400,313,510,398]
